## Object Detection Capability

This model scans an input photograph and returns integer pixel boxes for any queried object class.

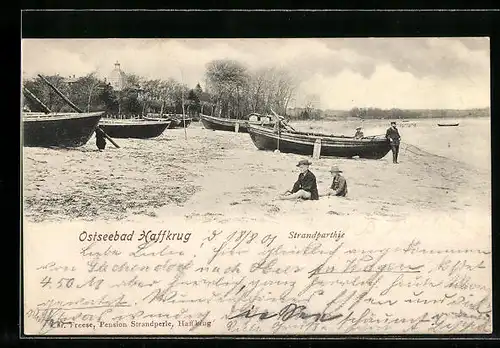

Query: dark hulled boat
[99,119,170,139]
[22,111,104,148]
[437,123,460,127]
[144,114,192,129]
[200,113,275,133]
[173,117,192,128]
[247,124,392,160]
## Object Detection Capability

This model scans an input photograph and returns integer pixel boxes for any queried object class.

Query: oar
[22,87,52,114]
[37,74,120,148]
[38,74,84,113]
[270,108,296,131]
[268,109,283,151]
[98,126,120,148]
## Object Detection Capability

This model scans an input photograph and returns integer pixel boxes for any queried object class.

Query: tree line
[349,107,422,120]
[204,59,297,119]
[23,59,489,120]
[22,58,299,119]
[22,72,205,116]
[348,107,490,120]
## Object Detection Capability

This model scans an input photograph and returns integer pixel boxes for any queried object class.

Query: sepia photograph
[21,37,491,336]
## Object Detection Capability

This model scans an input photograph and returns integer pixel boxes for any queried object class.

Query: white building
[109,61,126,91]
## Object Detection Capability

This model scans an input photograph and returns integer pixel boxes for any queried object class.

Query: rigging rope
[401,142,488,175]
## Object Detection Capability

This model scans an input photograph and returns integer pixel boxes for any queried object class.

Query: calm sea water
[294,117,491,171]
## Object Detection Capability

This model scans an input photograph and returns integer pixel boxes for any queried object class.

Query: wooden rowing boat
[98,119,170,139]
[22,111,104,148]
[437,123,460,127]
[144,114,192,128]
[200,113,275,133]
[169,114,192,128]
[247,124,392,160]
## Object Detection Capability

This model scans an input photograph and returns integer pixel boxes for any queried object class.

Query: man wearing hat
[320,166,348,197]
[354,126,364,139]
[279,159,319,200]
[386,121,401,164]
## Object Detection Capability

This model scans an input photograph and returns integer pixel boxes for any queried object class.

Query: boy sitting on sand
[278,159,319,201]
[320,166,348,197]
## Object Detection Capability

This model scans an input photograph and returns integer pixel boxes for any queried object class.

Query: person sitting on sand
[354,126,364,139]
[320,166,348,197]
[95,127,106,151]
[278,159,319,200]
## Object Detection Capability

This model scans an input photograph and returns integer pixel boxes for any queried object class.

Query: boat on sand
[99,118,170,139]
[23,111,104,148]
[247,123,391,160]
[200,113,276,133]
[144,114,192,129]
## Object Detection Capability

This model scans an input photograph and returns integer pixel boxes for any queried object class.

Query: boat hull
[99,120,170,139]
[173,118,192,128]
[22,111,104,148]
[437,123,459,127]
[200,114,275,133]
[247,125,392,160]
[144,115,191,129]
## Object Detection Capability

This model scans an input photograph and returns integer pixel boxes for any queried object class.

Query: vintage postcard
[21,38,491,336]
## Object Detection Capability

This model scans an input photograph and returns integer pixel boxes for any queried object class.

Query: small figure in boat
[354,126,364,139]
[320,166,348,197]
[95,127,106,151]
[278,159,319,201]
[386,121,401,164]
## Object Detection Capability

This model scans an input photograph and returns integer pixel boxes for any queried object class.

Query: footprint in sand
[266,204,280,213]
[327,211,343,215]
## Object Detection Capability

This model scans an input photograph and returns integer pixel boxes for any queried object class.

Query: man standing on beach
[95,127,107,151]
[386,121,401,164]
[278,159,319,200]
[320,166,348,197]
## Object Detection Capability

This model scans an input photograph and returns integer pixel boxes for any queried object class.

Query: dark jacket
[96,128,106,150]
[386,127,401,145]
[331,174,348,197]
[291,170,319,200]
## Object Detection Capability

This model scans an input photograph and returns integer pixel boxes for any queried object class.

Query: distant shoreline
[286,107,490,122]
[290,115,491,122]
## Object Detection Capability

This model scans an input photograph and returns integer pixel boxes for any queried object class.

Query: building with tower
[109,61,126,91]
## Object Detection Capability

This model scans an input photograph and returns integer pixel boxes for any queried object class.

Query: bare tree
[205,59,249,118]
[247,67,297,116]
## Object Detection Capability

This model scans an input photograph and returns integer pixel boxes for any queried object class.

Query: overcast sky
[21,38,490,110]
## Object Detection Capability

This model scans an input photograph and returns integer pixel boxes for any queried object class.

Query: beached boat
[144,114,192,129]
[247,124,392,160]
[169,114,192,128]
[23,111,104,148]
[437,123,460,127]
[200,113,275,133]
[99,119,170,139]
[173,117,192,128]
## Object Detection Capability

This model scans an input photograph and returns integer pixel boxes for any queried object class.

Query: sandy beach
[22,119,490,230]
